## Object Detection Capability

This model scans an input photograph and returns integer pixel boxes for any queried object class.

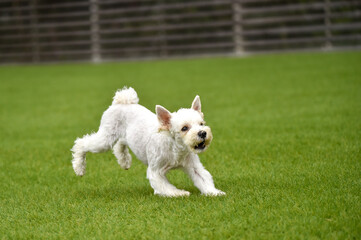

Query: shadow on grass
[73,184,153,201]
[72,183,210,201]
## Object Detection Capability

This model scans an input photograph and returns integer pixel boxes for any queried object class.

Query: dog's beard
[191,137,212,153]
[181,130,213,154]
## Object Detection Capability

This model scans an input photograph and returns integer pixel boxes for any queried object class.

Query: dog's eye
[181,126,188,131]
[200,122,204,126]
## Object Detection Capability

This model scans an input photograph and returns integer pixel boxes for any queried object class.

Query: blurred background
[0,0,360,64]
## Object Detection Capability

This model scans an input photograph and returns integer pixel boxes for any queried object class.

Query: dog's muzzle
[191,128,212,153]
[194,140,206,150]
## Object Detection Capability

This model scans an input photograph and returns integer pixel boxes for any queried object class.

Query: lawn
[0,52,360,239]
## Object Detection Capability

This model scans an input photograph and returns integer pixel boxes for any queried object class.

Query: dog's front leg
[147,167,190,197]
[184,155,225,196]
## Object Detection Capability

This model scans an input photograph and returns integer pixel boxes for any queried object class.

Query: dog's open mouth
[194,140,206,150]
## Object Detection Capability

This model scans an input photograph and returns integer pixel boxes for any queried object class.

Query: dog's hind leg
[113,139,132,170]
[71,130,115,176]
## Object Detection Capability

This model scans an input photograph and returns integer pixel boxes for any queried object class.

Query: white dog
[71,87,225,197]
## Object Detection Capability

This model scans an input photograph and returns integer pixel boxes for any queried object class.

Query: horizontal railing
[0,0,360,64]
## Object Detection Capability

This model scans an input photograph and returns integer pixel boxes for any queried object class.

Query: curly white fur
[112,87,139,105]
[71,87,225,197]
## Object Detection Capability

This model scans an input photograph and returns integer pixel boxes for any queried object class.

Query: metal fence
[1,0,360,64]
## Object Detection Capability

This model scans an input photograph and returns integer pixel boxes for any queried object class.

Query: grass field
[0,52,360,239]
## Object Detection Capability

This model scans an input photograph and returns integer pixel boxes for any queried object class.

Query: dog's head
[156,95,213,154]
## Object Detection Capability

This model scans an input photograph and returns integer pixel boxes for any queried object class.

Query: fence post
[30,0,39,63]
[232,0,244,55]
[324,0,332,50]
[90,0,101,62]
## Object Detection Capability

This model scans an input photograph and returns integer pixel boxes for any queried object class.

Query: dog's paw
[72,162,86,176]
[156,189,190,198]
[119,160,131,170]
[203,189,226,197]
[173,190,191,197]
[118,153,132,170]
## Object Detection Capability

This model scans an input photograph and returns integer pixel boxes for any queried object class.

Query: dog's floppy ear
[156,105,172,131]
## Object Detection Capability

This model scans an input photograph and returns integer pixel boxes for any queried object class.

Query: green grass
[0,52,360,239]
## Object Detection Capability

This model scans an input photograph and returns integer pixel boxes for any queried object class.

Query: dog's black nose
[198,131,207,139]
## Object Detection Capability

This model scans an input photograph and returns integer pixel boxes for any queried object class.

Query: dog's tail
[112,87,139,105]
